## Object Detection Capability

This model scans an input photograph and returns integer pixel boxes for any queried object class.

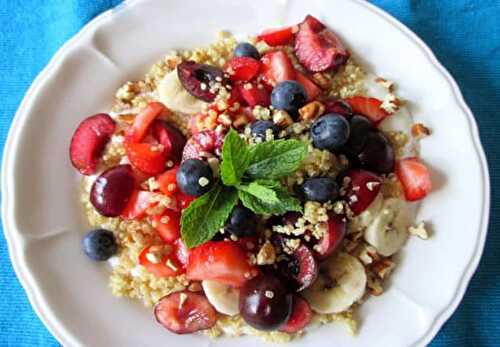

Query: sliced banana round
[349,192,384,231]
[201,280,240,316]
[303,253,367,314]
[158,69,207,114]
[364,198,411,257]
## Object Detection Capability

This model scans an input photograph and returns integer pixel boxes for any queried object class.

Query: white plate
[1,0,490,346]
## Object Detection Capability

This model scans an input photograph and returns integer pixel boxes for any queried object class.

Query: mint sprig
[181,128,307,248]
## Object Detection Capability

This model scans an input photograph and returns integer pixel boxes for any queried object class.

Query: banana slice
[158,69,207,114]
[364,198,411,256]
[202,280,240,316]
[349,192,384,231]
[303,253,367,314]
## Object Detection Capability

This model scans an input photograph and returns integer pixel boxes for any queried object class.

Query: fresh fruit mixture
[70,15,433,342]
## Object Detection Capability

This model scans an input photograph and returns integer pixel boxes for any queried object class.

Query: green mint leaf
[220,128,251,186]
[181,183,238,248]
[238,186,302,215]
[246,139,308,180]
[237,181,280,204]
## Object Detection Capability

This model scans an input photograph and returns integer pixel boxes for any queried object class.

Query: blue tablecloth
[0,1,498,346]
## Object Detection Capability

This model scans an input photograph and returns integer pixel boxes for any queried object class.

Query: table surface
[1,0,499,346]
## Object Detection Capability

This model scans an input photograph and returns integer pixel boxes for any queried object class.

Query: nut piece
[256,241,277,265]
[372,258,395,279]
[411,123,431,139]
[299,101,325,121]
[233,114,250,129]
[272,110,293,127]
[409,222,430,239]
[312,72,331,89]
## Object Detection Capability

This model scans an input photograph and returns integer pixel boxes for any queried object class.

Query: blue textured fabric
[0,1,498,346]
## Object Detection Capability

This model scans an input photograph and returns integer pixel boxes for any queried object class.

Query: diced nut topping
[233,114,249,128]
[198,177,210,187]
[217,113,232,126]
[178,292,188,309]
[145,245,172,264]
[366,181,380,191]
[381,93,400,114]
[411,123,431,139]
[375,77,394,92]
[256,241,277,265]
[312,72,331,89]
[409,222,430,239]
[298,101,325,121]
[207,157,220,177]
[272,110,293,127]
[264,290,275,299]
[372,258,395,279]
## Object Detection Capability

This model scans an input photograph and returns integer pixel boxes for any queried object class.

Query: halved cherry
[69,113,116,175]
[237,82,271,107]
[126,102,167,144]
[225,56,261,82]
[139,244,185,277]
[395,157,432,201]
[154,291,217,334]
[153,210,181,243]
[315,214,346,260]
[277,244,318,292]
[260,50,296,86]
[257,26,296,46]
[324,99,353,116]
[152,120,186,164]
[279,295,312,333]
[126,142,167,175]
[295,72,322,101]
[186,241,257,287]
[174,239,189,268]
[177,61,224,102]
[343,169,383,215]
[120,190,155,220]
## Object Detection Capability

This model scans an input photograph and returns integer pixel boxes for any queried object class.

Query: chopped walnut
[273,110,293,127]
[409,222,430,240]
[312,72,331,89]
[411,123,431,139]
[372,258,395,279]
[256,242,277,265]
[298,101,325,121]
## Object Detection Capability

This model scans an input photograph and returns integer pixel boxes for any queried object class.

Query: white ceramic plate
[1,0,490,346]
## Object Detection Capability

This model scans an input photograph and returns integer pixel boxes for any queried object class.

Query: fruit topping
[239,273,293,330]
[345,96,389,125]
[157,166,179,197]
[315,214,346,260]
[126,142,167,175]
[139,244,185,277]
[176,159,214,196]
[395,157,432,201]
[152,120,186,164]
[153,210,181,243]
[81,229,117,261]
[277,244,318,292]
[324,99,353,116]
[271,80,308,117]
[295,72,322,101]
[69,113,116,175]
[120,190,155,220]
[226,205,258,237]
[342,115,373,157]
[181,130,224,161]
[297,177,339,203]
[177,61,224,102]
[250,120,280,141]
[237,82,271,107]
[311,113,350,151]
[225,56,261,82]
[257,26,296,46]
[279,295,312,333]
[357,131,394,174]
[260,51,296,86]
[343,169,383,215]
[295,15,349,72]
[234,42,260,60]
[125,102,167,144]
[154,291,217,334]
[90,164,135,217]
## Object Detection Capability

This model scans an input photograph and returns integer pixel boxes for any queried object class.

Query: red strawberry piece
[126,143,167,175]
[294,15,350,72]
[236,236,259,252]
[152,120,186,164]
[154,291,217,334]
[324,99,353,116]
[237,82,271,107]
[139,244,185,277]
[345,96,389,125]
[157,166,179,196]
[174,239,189,267]
[295,72,322,101]
[344,169,383,215]
[186,241,257,287]
[395,157,432,201]
[279,295,312,333]
[153,210,181,243]
[260,50,296,86]
[120,190,155,220]
[69,113,116,175]
[181,130,224,161]
[225,56,261,82]
[126,102,167,144]
[315,214,346,260]
[257,26,296,46]
[278,244,318,292]
[175,191,196,210]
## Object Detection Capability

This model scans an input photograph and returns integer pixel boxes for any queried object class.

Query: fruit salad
[70,15,433,342]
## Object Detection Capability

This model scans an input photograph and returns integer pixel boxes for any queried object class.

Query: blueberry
[297,177,339,203]
[176,159,214,196]
[271,81,307,117]
[234,42,260,60]
[251,120,280,141]
[311,113,350,151]
[226,205,257,237]
[82,229,117,261]
[342,115,373,157]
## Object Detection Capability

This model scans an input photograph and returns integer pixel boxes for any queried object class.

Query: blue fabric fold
[0,0,498,345]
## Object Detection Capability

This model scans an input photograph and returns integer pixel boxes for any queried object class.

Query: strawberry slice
[69,113,116,175]
[279,295,312,333]
[157,166,179,196]
[139,244,185,277]
[153,210,181,243]
[126,143,167,175]
[345,96,389,125]
[237,82,271,107]
[182,130,224,161]
[175,191,196,210]
[395,157,432,201]
[344,169,383,215]
[295,72,322,101]
[295,15,349,72]
[257,26,296,46]
[186,241,257,287]
[260,50,296,86]
[225,56,261,82]
[126,102,167,144]
[120,190,155,220]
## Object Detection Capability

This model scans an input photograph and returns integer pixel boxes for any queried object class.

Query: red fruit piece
[153,210,181,243]
[237,82,271,107]
[174,239,189,267]
[278,244,318,292]
[182,130,224,161]
[175,191,196,210]
[152,120,186,164]
[120,190,155,220]
[177,61,224,102]
[69,113,116,175]
[257,26,296,46]
[324,99,353,116]
[295,15,350,72]
[225,56,261,82]
[186,241,257,287]
[344,169,383,215]
[315,214,346,260]
[126,102,167,144]
[295,72,322,101]
[126,143,167,175]
[154,291,217,334]
[139,244,185,277]
[260,50,296,86]
[157,166,179,196]
[395,157,432,201]
[345,96,389,125]
[279,295,312,333]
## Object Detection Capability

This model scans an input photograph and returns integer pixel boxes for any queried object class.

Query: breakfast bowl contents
[69,14,432,342]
